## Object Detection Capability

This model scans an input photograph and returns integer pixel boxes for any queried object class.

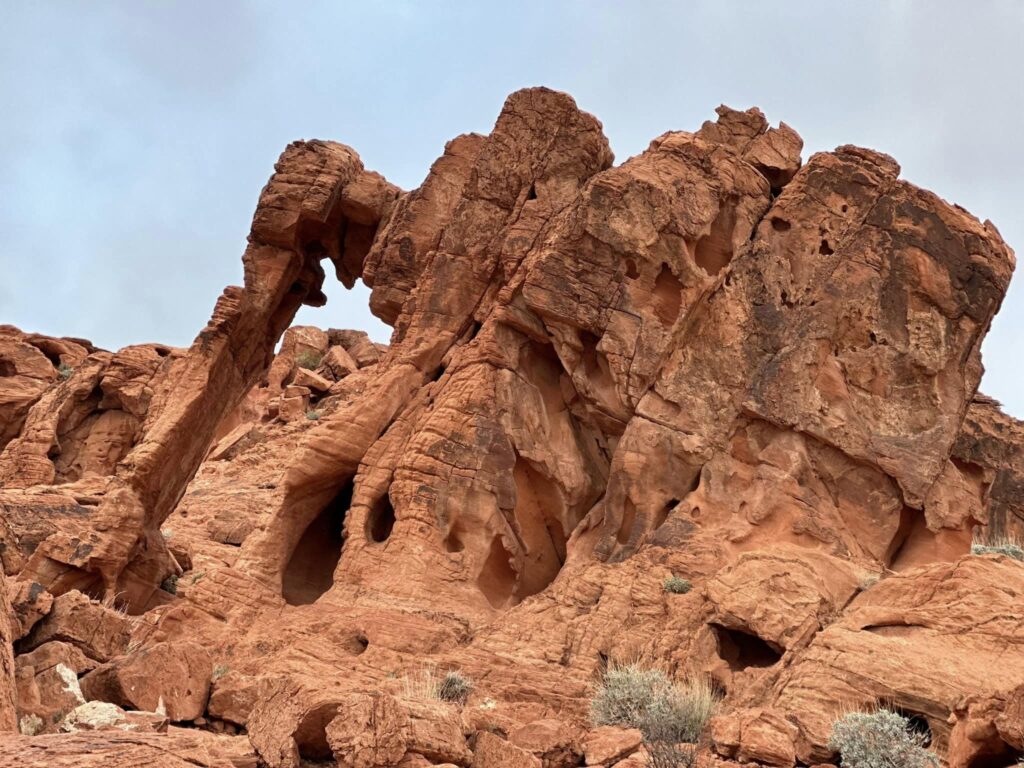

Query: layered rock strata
[0,88,1021,768]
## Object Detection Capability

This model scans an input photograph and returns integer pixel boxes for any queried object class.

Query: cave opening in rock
[293,702,339,764]
[890,706,933,747]
[366,491,395,543]
[966,743,1024,768]
[712,624,783,671]
[282,479,353,606]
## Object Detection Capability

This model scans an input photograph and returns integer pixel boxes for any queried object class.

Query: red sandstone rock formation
[0,88,1021,767]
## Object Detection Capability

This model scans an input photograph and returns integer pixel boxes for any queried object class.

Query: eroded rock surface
[0,88,1021,767]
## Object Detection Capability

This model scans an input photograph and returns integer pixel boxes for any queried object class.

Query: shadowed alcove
[282,479,354,605]
[712,624,783,671]
[365,490,395,543]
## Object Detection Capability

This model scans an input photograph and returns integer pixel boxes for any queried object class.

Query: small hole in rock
[624,259,640,280]
[819,239,834,255]
[526,183,537,201]
[770,218,791,232]
[366,492,395,543]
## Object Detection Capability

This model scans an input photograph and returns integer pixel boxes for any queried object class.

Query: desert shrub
[436,670,473,704]
[212,664,229,680]
[591,664,717,747]
[663,576,691,594]
[828,710,938,768]
[57,363,73,381]
[295,350,322,370]
[19,714,44,735]
[859,574,880,591]
[971,536,1024,561]
[647,741,698,768]
[160,574,179,594]
[401,667,474,706]
[305,410,320,421]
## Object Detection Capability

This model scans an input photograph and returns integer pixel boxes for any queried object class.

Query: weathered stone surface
[583,725,642,765]
[0,567,16,732]
[58,700,167,734]
[509,718,582,767]
[711,708,799,766]
[80,641,212,722]
[0,88,1020,767]
[15,641,94,732]
[765,556,1024,764]
[21,591,131,663]
[0,729,257,766]
[5,579,53,640]
[324,693,471,768]
[472,730,542,768]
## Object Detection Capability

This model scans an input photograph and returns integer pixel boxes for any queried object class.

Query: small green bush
[591,664,717,747]
[305,410,321,421]
[829,710,938,768]
[663,576,692,595]
[295,350,322,370]
[971,538,1024,561]
[212,664,229,681]
[57,363,73,381]
[436,670,473,704]
[160,574,179,595]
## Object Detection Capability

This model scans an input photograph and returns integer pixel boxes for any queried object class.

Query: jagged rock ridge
[0,88,1022,768]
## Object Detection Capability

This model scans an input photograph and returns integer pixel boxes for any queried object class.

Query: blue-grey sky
[2,2,1022,414]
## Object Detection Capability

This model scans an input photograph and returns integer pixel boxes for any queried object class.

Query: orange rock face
[0,88,1021,767]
